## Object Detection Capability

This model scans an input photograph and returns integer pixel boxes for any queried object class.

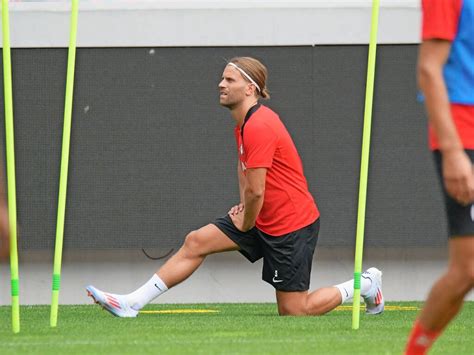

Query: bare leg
[306,287,343,315]
[405,237,474,354]
[157,224,239,288]
[86,223,239,316]
[276,287,342,316]
[418,237,474,331]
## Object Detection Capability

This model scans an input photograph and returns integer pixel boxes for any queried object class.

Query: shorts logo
[272,270,283,283]
[470,205,474,222]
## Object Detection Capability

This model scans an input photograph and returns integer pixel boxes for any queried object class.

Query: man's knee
[183,231,202,256]
[183,230,207,257]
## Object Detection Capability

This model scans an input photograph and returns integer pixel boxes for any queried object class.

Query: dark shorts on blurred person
[433,149,474,237]
[213,215,319,291]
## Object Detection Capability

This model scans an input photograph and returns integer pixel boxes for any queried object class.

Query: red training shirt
[234,104,319,236]
[422,0,474,149]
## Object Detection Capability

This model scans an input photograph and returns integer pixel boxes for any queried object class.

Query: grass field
[0,302,473,354]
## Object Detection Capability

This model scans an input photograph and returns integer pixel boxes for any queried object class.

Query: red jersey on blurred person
[422,0,474,150]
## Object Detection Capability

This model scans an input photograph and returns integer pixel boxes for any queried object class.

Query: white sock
[335,276,372,303]
[126,274,168,311]
[335,280,354,303]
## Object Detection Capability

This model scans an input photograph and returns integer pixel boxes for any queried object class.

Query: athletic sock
[405,320,441,355]
[335,276,373,303]
[335,280,354,303]
[126,274,168,311]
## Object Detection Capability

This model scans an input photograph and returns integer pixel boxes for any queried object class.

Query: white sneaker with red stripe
[86,285,138,318]
[361,267,384,315]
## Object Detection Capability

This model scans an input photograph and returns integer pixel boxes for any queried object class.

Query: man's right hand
[442,150,474,205]
[228,203,244,216]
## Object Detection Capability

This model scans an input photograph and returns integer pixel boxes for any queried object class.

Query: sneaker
[361,267,384,315]
[86,285,138,318]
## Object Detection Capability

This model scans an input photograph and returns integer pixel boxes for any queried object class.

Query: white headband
[227,62,261,93]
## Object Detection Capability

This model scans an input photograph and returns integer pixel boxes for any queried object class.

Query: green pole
[352,0,380,330]
[50,0,79,328]
[2,0,20,334]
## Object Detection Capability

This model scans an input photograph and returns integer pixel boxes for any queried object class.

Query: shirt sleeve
[422,0,463,41]
[243,121,278,169]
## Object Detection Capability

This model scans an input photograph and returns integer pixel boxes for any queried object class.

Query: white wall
[1,1,420,47]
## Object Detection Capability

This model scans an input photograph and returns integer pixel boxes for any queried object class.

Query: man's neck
[231,100,259,127]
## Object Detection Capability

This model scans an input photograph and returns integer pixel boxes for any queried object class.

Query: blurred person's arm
[0,164,9,261]
[418,40,474,205]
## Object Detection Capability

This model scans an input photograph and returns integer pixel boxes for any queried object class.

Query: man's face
[218,65,250,109]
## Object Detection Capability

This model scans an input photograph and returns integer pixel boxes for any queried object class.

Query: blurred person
[0,166,9,261]
[405,1,474,354]
[86,57,384,317]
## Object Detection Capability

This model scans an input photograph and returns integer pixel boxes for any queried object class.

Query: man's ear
[245,84,257,97]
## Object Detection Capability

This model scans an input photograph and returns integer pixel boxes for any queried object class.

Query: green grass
[0,302,473,354]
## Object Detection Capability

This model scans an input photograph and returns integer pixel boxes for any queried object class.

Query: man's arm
[240,167,266,231]
[228,161,246,217]
[418,39,474,204]
[228,166,266,231]
[418,40,459,152]
[237,160,245,203]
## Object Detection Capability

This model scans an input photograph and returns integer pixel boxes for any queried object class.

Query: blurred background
[2,0,469,305]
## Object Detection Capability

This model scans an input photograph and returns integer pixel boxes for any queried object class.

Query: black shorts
[213,215,319,291]
[434,149,474,237]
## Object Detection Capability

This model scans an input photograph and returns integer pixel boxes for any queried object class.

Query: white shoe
[86,285,138,318]
[361,267,384,315]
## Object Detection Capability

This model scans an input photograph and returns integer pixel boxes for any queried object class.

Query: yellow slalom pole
[2,0,20,334]
[50,0,79,328]
[352,0,380,330]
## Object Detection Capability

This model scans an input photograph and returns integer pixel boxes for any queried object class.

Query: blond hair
[228,57,270,99]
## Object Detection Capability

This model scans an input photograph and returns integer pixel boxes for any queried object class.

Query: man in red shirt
[405,1,474,354]
[86,57,383,317]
